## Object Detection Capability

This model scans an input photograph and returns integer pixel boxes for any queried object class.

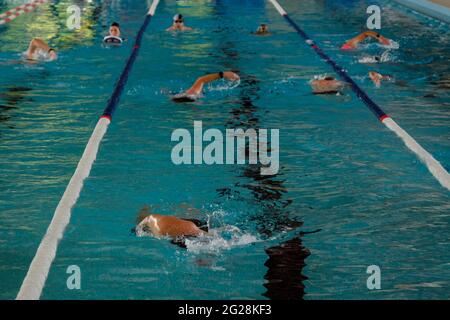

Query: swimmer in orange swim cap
[341,31,393,50]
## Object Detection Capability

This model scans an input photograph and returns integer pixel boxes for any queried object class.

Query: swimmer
[103,22,123,44]
[135,206,208,239]
[341,31,393,50]
[172,71,240,102]
[25,38,57,61]
[253,23,270,35]
[166,14,193,32]
[369,71,392,87]
[310,76,347,94]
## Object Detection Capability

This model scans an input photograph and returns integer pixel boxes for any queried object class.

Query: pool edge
[393,0,450,23]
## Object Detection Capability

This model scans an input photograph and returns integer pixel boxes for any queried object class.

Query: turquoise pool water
[0,0,449,299]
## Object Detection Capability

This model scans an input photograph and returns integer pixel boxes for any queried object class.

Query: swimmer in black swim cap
[166,14,193,31]
[254,23,270,35]
[172,71,240,103]
[104,22,123,44]
[25,38,57,61]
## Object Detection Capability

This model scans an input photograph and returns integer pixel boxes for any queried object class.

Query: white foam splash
[207,79,241,92]
[184,226,260,254]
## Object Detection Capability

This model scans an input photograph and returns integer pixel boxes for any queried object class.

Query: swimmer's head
[48,48,57,61]
[109,22,121,37]
[173,14,184,25]
[374,56,381,62]
[257,23,268,33]
[323,76,335,81]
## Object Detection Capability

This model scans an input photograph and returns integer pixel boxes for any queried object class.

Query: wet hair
[375,56,380,62]
[111,22,120,29]
[376,33,380,38]
[136,205,151,224]
[323,76,335,81]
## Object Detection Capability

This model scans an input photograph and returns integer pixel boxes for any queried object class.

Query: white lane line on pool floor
[16,117,110,300]
[382,117,450,190]
[16,0,161,300]
[268,0,450,192]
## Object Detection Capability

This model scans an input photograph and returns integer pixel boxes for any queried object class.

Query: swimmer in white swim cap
[166,14,193,31]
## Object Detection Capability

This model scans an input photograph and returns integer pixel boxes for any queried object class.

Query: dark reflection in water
[213,1,312,300]
[0,86,32,131]
[263,236,310,300]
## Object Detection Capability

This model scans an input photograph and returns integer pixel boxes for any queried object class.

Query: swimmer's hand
[223,71,240,81]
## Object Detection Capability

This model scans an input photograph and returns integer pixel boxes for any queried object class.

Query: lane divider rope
[0,0,48,25]
[16,0,161,300]
[268,0,450,191]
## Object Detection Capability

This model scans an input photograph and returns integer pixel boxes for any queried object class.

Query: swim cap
[173,14,183,21]
[341,43,353,50]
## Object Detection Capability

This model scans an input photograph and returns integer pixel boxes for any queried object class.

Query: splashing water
[358,50,395,64]
[207,79,241,92]
[184,225,260,254]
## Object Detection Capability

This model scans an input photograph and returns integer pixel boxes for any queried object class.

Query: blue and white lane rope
[16,0,161,300]
[268,0,450,191]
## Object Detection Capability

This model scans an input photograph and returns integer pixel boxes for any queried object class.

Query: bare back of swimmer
[310,76,347,94]
[136,206,208,238]
[172,71,240,102]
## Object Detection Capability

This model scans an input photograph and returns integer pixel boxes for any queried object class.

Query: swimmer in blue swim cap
[103,22,123,44]
[166,14,193,31]
[25,38,57,61]
[172,71,240,102]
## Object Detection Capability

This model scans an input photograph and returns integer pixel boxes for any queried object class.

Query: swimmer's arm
[185,72,239,95]
[26,38,51,58]
[343,33,366,48]
[364,31,391,45]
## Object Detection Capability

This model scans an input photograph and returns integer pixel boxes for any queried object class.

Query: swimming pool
[0,0,449,299]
